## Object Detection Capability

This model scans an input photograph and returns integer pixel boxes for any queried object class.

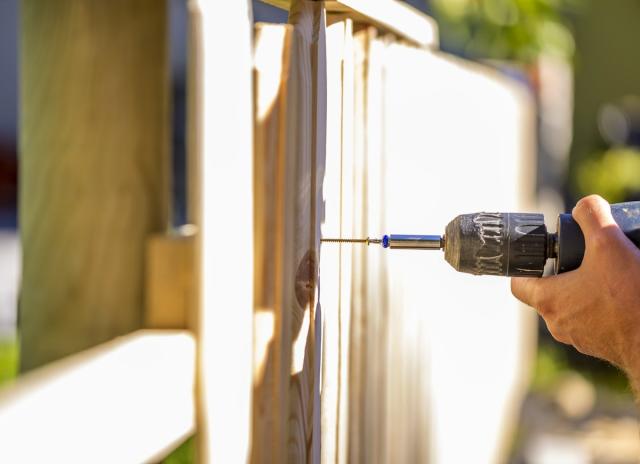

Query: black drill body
[443,201,640,277]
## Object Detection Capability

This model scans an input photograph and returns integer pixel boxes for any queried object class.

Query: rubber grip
[555,201,640,273]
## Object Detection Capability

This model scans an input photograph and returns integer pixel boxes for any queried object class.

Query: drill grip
[555,201,640,273]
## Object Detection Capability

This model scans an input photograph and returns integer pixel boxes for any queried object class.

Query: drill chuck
[443,213,548,277]
[322,201,640,277]
[442,201,640,276]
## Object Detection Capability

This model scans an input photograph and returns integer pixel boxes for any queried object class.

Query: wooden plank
[362,30,388,464]
[337,20,355,464]
[20,0,169,371]
[188,0,254,462]
[252,23,295,464]
[345,27,394,463]
[286,2,326,462]
[0,330,195,463]
[144,229,196,330]
[251,3,328,462]
[347,27,368,463]
[252,2,327,462]
[382,43,536,463]
[319,18,345,464]
[260,0,438,48]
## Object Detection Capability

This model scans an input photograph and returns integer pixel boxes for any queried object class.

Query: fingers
[510,277,540,308]
[511,272,574,314]
[572,195,617,243]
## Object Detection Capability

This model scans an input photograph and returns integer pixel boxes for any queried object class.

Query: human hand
[511,195,640,377]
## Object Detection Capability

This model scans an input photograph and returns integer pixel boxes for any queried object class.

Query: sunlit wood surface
[252,1,327,461]
[188,0,254,462]
[0,331,195,463]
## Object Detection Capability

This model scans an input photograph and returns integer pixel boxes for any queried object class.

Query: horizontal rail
[260,0,438,48]
[0,330,195,463]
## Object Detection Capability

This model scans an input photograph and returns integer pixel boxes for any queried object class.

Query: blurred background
[425,1,640,462]
[1,0,639,462]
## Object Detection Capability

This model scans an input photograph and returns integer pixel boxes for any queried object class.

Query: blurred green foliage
[577,148,640,202]
[533,342,631,395]
[163,436,195,464]
[567,0,640,203]
[0,338,18,385]
[430,0,577,63]
[531,343,568,393]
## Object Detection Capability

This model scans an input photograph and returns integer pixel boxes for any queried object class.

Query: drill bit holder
[443,212,548,277]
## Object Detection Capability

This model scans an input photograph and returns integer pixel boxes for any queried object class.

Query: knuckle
[511,278,537,307]
[531,286,549,313]
[548,326,570,345]
[546,324,561,341]
[577,194,606,211]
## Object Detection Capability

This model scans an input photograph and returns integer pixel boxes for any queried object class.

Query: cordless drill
[322,201,640,277]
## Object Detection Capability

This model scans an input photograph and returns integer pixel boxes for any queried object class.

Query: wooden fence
[0,1,536,463]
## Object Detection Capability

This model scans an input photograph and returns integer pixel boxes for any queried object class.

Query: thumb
[511,277,541,308]
[571,195,617,245]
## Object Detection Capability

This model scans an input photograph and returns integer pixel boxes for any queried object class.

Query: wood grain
[252,23,295,464]
[287,2,325,461]
[348,27,368,463]
[252,2,327,462]
[20,0,169,371]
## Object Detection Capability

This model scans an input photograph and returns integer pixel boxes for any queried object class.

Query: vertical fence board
[362,30,388,464]
[347,28,366,463]
[337,19,355,464]
[320,18,345,464]
[286,2,326,461]
[383,43,536,463]
[190,0,254,462]
[252,2,327,462]
[252,23,294,464]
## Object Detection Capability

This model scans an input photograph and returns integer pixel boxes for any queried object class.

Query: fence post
[19,0,169,370]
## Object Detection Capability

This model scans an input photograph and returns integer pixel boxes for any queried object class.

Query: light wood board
[252,1,327,462]
[188,0,254,462]
[252,23,295,464]
[286,2,326,461]
[0,330,195,463]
